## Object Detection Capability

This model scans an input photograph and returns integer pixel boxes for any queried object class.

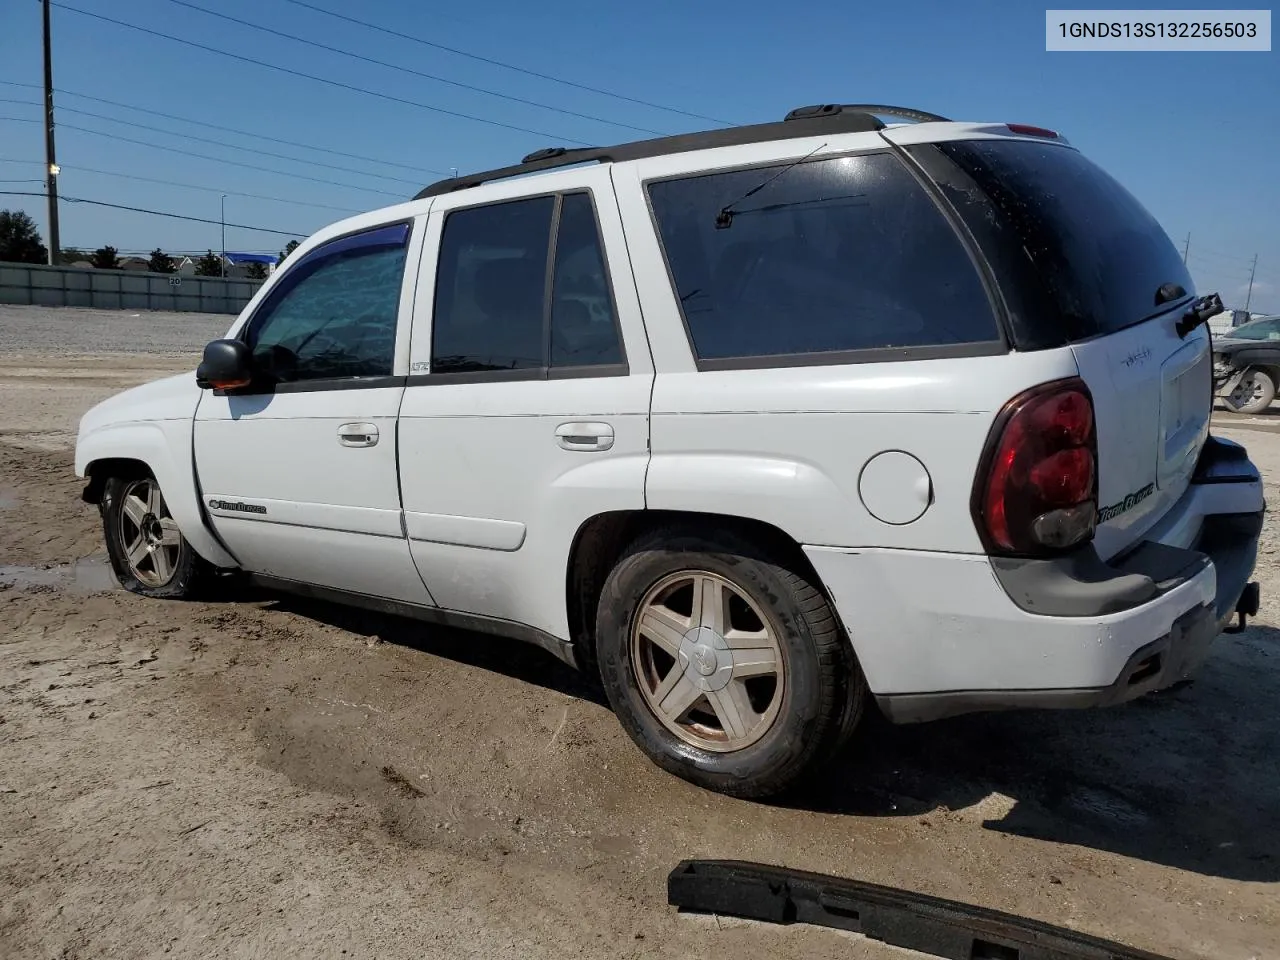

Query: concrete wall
[0,262,263,315]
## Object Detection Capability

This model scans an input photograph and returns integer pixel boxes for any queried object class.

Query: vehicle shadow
[233,583,609,708]
[789,624,1280,882]
[218,578,1278,882]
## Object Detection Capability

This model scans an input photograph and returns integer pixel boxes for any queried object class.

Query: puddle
[0,490,17,510]
[0,555,117,593]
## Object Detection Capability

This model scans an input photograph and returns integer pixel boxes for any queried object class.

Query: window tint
[550,193,623,367]
[432,196,554,372]
[647,153,998,363]
[933,140,1194,342]
[245,223,409,383]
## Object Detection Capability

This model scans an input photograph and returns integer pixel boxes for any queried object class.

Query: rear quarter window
[917,139,1195,348]
[646,152,1001,366]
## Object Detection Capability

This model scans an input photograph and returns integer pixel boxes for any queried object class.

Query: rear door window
[430,192,627,376]
[919,139,1195,347]
[550,193,624,369]
[431,196,555,373]
[646,152,1000,366]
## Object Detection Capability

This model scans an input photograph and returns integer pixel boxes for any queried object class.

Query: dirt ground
[1,305,1278,960]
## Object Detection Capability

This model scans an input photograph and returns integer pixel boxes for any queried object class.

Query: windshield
[925,139,1195,347]
[1225,317,1280,340]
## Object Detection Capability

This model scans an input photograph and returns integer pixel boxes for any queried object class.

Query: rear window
[928,140,1194,345]
[646,153,1000,366]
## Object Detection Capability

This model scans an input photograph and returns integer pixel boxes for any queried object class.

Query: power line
[63,165,363,215]
[0,80,445,177]
[0,115,405,199]
[53,3,595,146]
[281,0,730,125]
[0,155,363,215]
[0,189,306,237]
[1180,239,1255,264]
[159,0,665,137]
[1187,254,1254,277]
[0,96,423,187]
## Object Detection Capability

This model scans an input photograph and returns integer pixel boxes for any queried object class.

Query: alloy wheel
[629,570,784,753]
[117,477,184,588]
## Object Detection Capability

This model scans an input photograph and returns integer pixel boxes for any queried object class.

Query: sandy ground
[1,305,1279,960]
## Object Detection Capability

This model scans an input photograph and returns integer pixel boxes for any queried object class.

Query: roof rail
[784,103,951,124]
[413,107,904,200]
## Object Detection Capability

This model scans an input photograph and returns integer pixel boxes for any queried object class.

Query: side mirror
[196,339,254,391]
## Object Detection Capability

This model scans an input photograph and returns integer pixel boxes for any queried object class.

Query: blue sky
[0,0,1276,312]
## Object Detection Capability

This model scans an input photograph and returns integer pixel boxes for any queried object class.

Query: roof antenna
[715,142,827,229]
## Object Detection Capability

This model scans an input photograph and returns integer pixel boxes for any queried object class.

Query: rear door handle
[338,422,379,447]
[555,421,614,451]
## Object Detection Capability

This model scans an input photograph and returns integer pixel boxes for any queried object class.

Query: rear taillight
[973,378,1098,556]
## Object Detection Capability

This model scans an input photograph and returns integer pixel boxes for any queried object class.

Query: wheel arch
[76,422,237,568]
[565,509,831,675]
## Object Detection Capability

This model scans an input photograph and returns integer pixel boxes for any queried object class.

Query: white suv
[75,104,1265,797]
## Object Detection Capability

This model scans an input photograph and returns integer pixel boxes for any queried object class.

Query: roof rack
[783,103,951,124]
[414,103,946,200]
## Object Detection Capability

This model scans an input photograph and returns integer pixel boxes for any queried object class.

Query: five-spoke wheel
[597,526,866,798]
[102,472,207,599]
[116,477,185,587]
[631,571,784,752]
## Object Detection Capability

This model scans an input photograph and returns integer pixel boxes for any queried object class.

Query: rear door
[901,134,1211,559]
[397,167,653,640]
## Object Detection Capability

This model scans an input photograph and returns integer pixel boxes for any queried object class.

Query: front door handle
[555,421,614,451]
[338,422,379,447]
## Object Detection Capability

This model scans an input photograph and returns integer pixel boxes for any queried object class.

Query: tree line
[1,209,302,280]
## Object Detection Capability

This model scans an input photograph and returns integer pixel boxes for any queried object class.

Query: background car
[1214,315,1280,413]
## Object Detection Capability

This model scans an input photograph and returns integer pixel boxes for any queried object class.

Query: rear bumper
[805,437,1264,724]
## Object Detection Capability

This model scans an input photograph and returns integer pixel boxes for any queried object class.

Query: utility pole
[1182,232,1190,265]
[1244,254,1259,312]
[220,194,226,278]
[41,0,61,265]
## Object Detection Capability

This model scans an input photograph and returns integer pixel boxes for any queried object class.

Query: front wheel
[595,527,865,798]
[1223,368,1277,415]
[102,474,208,598]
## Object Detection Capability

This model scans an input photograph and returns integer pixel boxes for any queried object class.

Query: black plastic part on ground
[667,859,1176,960]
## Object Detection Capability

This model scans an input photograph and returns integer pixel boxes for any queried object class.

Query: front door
[397,169,653,641]
[193,220,434,605]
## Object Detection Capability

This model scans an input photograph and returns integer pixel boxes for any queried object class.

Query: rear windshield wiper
[1176,291,1223,339]
[715,142,827,229]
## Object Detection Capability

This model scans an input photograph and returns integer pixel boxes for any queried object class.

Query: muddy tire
[595,526,865,798]
[1223,368,1277,415]
[102,473,208,599]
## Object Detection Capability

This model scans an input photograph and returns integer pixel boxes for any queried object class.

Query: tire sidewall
[596,536,829,793]
[102,474,200,599]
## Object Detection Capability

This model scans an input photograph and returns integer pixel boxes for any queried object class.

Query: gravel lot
[1,305,1278,960]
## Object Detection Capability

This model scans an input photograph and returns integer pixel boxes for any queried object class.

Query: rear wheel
[1223,368,1276,415]
[102,474,207,598]
[595,527,865,798]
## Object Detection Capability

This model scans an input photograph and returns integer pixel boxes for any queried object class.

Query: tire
[101,473,208,599]
[595,526,866,798]
[1223,368,1276,415]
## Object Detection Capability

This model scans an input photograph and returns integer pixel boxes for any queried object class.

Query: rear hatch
[903,134,1210,559]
